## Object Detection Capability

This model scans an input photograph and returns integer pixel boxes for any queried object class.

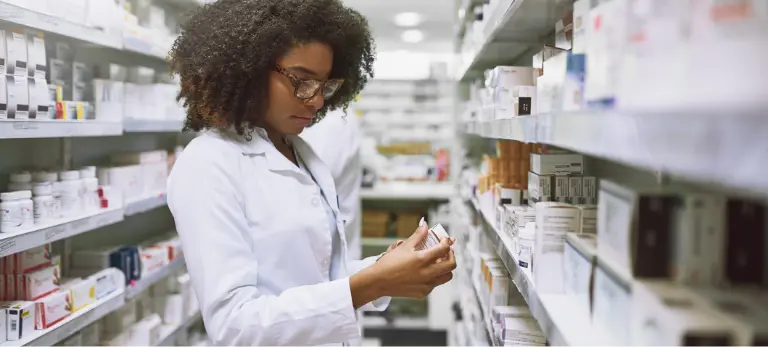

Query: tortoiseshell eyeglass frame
[274,65,345,101]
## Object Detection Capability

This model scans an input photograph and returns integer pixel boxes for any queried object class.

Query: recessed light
[394,12,423,27]
[401,29,424,43]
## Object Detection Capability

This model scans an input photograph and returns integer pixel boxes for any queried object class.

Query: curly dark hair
[169,0,375,136]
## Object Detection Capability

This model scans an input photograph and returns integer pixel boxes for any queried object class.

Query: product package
[22,264,60,301]
[564,233,597,316]
[530,153,584,176]
[534,202,581,293]
[2,301,34,340]
[34,290,71,329]
[62,277,96,312]
[416,220,450,251]
[10,244,52,274]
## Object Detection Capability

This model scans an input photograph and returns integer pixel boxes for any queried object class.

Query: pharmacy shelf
[464,116,537,143]
[155,312,202,347]
[456,0,571,81]
[361,237,398,248]
[2,288,126,347]
[0,120,124,139]
[361,182,454,201]
[0,207,124,258]
[124,192,168,216]
[469,197,597,346]
[0,1,122,49]
[363,316,430,330]
[125,256,186,300]
[123,119,184,133]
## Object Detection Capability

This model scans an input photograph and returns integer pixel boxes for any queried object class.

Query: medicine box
[597,180,678,279]
[534,202,581,294]
[6,75,29,119]
[90,268,124,300]
[62,277,96,312]
[564,233,596,317]
[592,257,632,345]
[691,287,768,345]
[22,264,60,301]
[567,176,583,203]
[725,199,766,285]
[576,204,597,234]
[5,30,26,77]
[92,80,125,121]
[28,78,52,120]
[12,245,52,274]
[487,66,535,89]
[554,176,569,203]
[630,280,748,346]
[530,153,584,176]
[582,176,597,204]
[34,290,71,329]
[25,30,46,80]
[527,172,552,203]
[3,301,34,341]
[672,193,726,285]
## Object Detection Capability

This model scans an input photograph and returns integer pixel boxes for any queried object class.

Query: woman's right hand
[350,223,456,307]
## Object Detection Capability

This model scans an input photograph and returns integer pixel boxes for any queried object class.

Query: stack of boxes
[362,210,390,238]
[97,150,172,204]
[0,245,124,340]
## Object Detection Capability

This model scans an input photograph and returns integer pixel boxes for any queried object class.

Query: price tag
[12,121,39,131]
[0,238,17,256]
[45,224,67,241]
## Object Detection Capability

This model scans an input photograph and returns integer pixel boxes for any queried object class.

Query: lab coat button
[312,197,320,206]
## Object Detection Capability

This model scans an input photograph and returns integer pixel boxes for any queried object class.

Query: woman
[166,0,457,345]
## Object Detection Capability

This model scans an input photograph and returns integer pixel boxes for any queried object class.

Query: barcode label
[11,321,17,331]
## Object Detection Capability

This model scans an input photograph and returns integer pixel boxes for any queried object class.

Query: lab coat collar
[209,127,340,212]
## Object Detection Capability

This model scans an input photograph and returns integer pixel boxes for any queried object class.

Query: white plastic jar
[32,183,56,224]
[0,190,34,232]
[59,170,82,218]
[82,178,100,211]
[34,171,61,218]
[8,171,33,191]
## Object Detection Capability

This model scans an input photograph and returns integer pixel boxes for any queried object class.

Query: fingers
[430,272,453,286]
[417,237,452,263]
[425,248,457,278]
[403,221,429,248]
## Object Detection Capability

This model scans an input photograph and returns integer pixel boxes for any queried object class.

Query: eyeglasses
[274,65,345,101]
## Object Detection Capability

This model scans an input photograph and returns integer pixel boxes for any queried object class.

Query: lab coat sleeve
[348,257,391,312]
[167,144,360,346]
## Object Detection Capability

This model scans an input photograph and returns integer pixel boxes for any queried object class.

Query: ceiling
[342,0,455,53]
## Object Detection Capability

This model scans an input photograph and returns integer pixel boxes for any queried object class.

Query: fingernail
[396,240,404,246]
[419,217,426,227]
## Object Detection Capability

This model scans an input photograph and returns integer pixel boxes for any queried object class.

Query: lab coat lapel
[291,136,339,212]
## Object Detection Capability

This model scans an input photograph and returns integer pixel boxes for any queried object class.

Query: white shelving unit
[0,207,124,258]
[124,193,168,216]
[361,182,454,201]
[0,289,127,347]
[0,2,122,49]
[123,119,185,133]
[126,256,186,300]
[0,120,124,139]
[155,312,203,347]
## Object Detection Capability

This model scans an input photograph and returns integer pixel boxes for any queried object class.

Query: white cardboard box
[22,264,60,301]
[534,202,581,294]
[672,193,726,285]
[592,258,632,344]
[5,30,26,77]
[2,301,34,340]
[34,290,71,329]
[564,233,597,317]
[530,153,584,176]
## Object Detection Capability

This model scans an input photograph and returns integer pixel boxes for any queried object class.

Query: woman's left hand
[387,240,404,253]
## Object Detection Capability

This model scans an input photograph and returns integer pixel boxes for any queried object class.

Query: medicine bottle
[0,190,34,232]
[32,183,55,224]
[34,172,61,218]
[416,224,450,251]
[8,171,33,191]
[59,170,82,218]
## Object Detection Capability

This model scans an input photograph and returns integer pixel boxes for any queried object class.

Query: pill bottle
[10,171,32,184]
[82,178,100,211]
[416,224,450,251]
[79,166,97,179]
[32,183,55,224]
[0,190,33,232]
[34,172,61,218]
[59,170,82,218]
[8,182,32,192]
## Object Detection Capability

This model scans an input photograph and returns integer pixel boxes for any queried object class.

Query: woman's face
[265,42,334,136]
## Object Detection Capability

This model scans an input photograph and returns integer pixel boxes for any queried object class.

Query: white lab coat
[167,128,388,346]
[302,111,362,261]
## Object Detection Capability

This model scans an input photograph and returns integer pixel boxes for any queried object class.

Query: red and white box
[0,245,52,275]
[21,264,60,301]
[34,291,71,329]
[5,274,16,301]
[139,247,170,274]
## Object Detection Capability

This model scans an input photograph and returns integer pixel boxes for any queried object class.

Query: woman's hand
[350,223,456,307]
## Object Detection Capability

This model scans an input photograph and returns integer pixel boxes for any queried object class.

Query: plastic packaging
[0,190,33,232]
[32,183,56,224]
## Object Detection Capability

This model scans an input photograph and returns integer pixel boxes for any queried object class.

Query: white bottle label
[1,206,23,231]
